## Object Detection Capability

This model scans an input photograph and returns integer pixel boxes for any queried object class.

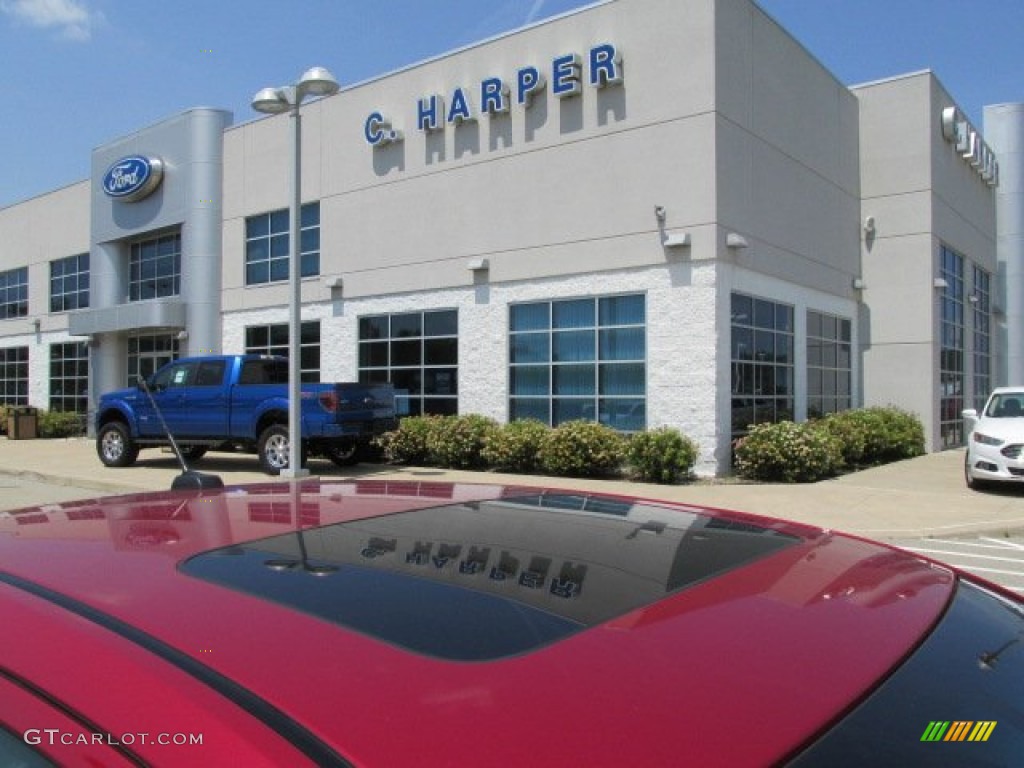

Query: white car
[962,387,1024,488]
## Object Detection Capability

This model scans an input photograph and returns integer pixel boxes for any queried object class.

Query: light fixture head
[726,233,749,249]
[662,232,691,248]
[654,205,666,222]
[298,66,340,98]
[252,87,289,114]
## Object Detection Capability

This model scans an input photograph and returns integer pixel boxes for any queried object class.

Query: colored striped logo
[921,721,997,742]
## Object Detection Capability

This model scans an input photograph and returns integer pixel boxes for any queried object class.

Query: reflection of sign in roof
[101,155,164,201]
[183,496,798,660]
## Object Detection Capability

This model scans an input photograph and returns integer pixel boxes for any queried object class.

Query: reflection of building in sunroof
[182,495,798,661]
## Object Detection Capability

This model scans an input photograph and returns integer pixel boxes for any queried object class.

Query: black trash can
[8,406,39,440]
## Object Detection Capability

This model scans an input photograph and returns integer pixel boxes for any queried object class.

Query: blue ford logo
[101,155,164,202]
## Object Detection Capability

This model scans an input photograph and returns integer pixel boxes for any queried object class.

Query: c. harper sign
[364,42,623,148]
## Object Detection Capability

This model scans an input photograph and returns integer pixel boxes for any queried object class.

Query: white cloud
[524,0,547,24]
[0,0,97,41]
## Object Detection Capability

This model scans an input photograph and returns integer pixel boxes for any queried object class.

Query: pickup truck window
[195,360,227,387]
[152,362,195,390]
[239,359,288,386]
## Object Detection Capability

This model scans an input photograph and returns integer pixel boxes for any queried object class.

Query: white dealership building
[0,0,1019,474]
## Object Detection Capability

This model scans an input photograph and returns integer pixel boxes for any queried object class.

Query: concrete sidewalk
[1,437,1022,539]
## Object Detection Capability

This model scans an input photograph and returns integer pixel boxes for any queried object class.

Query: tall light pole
[252,66,340,479]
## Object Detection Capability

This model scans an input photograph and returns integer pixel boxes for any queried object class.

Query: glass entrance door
[127,334,180,386]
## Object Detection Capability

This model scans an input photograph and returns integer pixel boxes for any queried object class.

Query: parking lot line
[980,536,1024,551]
[927,538,1024,551]
[899,546,1024,565]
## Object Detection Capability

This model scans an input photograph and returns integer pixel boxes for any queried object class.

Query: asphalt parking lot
[891,534,1024,595]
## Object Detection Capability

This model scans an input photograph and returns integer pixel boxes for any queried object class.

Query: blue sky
[0,0,1021,209]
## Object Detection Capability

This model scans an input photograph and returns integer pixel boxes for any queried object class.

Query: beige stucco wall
[221,0,721,310]
[715,0,861,296]
[0,181,90,335]
[855,72,997,450]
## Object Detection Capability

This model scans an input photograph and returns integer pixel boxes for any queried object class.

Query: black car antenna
[137,374,224,492]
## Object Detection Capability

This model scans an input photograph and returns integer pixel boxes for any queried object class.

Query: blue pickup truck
[95,355,397,475]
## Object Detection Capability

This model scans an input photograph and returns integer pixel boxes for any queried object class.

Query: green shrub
[734,421,842,483]
[815,407,924,466]
[375,415,447,464]
[867,406,925,462]
[37,409,86,438]
[481,419,549,472]
[538,420,627,478]
[814,410,874,466]
[426,414,499,469]
[626,427,698,484]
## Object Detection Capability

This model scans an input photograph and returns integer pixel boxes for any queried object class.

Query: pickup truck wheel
[97,422,139,468]
[257,425,295,475]
[326,443,360,468]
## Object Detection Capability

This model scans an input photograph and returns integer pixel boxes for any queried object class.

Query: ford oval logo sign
[101,155,164,202]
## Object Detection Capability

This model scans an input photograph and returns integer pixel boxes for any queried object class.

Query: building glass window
[245,321,321,383]
[358,310,458,416]
[731,293,794,438]
[129,232,180,301]
[50,253,90,312]
[509,295,645,430]
[939,245,965,449]
[0,267,28,319]
[49,342,89,414]
[0,346,29,405]
[971,266,991,413]
[245,202,320,286]
[807,310,852,418]
[127,334,180,386]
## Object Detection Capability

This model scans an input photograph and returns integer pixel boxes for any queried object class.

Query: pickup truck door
[137,361,195,438]
[181,359,230,435]
[139,360,230,438]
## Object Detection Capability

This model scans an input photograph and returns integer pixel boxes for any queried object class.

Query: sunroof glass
[181,495,798,661]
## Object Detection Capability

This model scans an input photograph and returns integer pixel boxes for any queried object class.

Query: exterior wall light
[726,233,749,249]
[662,233,691,248]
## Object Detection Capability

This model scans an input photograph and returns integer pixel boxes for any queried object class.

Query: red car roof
[0,481,954,766]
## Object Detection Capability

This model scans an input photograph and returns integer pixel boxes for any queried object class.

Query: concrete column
[984,103,1024,385]
[91,241,127,310]
[86,242,128,435]
[180,109,232,356]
